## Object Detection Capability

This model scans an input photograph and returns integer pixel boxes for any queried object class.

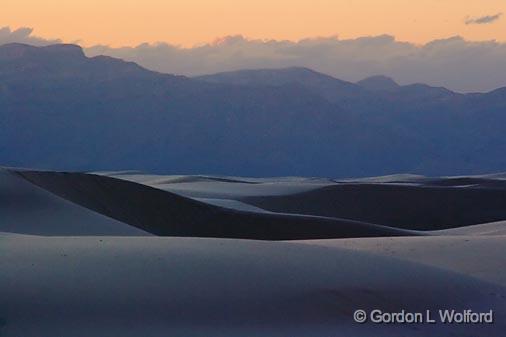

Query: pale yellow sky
[1,0,505,47]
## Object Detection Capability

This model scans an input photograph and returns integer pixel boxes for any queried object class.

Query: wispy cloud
[465,13,502,25]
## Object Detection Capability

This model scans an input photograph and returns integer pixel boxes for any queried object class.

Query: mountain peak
[40,44,85,58]
[357,75,399,91]
[0,43,178,83]
[0,43,85,60]
[193,67,363,102]
[195,67,327,83]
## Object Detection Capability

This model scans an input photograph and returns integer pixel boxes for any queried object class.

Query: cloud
[0,26,61,46]
[2,27,506,92]
[85,34,506,93]
[465,13,502,25]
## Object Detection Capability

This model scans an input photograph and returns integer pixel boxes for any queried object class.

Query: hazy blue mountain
[195,67,364,103]
[357,75,400,91]
[196,69,458,107]
[1,43,505,177]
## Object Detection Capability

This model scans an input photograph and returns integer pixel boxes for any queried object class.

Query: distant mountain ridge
[196,69,458,103]
[1,43,505,177]
[195,67,365,102]
[0,43,175,81]
[357,75,400,91]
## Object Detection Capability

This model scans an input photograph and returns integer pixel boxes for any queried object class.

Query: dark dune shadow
[0,168,147,235]
[242,181,506,230]
[14,170,417,240]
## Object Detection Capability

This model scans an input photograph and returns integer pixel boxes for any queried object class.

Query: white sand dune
[0,168,149,236]
[105,171,506,231]
[2,167,506,336]
[1,235,505,337]
[300,233,506,286]
[436,220,506,236]
[13,169,415,239]
[100,172,335,198]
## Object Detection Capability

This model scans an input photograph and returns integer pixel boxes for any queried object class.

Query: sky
[1,0,506,92]
[0,0,505,47]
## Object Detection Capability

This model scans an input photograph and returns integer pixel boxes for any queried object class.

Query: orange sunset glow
[1,0,505,47]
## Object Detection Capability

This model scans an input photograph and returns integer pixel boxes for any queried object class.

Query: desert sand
[1,167,506,336]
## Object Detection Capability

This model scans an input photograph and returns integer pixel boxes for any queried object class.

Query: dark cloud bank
[2,26,506,92]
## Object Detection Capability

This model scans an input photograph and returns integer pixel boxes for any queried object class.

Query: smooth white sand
[1,235,505,337]
[300,232,506,286]
[436,220,506,236]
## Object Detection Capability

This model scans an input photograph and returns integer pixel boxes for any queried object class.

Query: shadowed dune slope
[7,167,506,237]
[0,168,148,236]
[106,171,506,231]
[242,181,506,230]
[14,169,416,239]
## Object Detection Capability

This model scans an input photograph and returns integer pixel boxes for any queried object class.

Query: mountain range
[1,42,505,177]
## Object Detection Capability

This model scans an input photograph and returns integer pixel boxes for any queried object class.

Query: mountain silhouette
[195,67,364,102]
[357,75,399,91]
[1,43,505,177]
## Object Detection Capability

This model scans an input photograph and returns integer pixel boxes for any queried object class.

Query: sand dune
[0,168,148,236]
[301,234,506,286]
[14,169,415,239]
[241,180,506,230]
[106,171,506,231]
[437,220,506,236]
[1,235,505,337]
[6,168,506,237]
[2,167,506,336]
